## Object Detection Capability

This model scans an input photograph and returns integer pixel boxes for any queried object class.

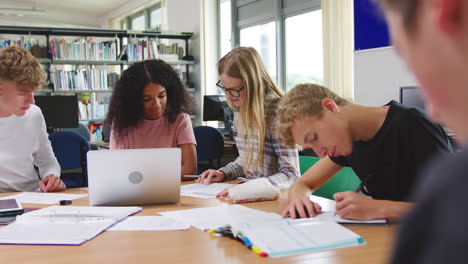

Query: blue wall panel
[354,0,390,50]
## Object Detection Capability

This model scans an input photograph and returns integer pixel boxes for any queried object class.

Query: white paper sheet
[1,192,87,204]
[180,183,233,198]
[159,204,281,230]
[108,216,190,231]
[296,211,387,225]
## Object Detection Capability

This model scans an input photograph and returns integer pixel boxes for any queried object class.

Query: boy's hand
[39,174,66,192]
[334,191,382,220]
[282,196,322,219]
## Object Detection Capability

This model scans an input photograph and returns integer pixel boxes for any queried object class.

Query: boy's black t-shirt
[329,101,453,201]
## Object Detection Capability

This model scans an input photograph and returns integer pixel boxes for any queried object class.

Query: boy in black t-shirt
[375,0,468,263]
[277,83,452,221]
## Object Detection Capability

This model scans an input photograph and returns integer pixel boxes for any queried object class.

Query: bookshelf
[0,25,197,128]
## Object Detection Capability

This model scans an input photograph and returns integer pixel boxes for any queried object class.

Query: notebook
[0,206,141,245]
[87,148,181,206]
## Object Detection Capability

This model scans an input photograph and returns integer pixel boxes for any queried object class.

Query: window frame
[218,0,321,90]
[120,3,162,31]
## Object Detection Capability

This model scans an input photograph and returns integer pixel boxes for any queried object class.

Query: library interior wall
[353,0,418,106]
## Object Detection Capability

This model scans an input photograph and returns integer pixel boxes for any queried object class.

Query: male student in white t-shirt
[0,46,65,193]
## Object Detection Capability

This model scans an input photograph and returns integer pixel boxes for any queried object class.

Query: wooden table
[0,188,397,264]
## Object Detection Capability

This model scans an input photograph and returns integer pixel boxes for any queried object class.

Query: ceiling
[0,0,138,28]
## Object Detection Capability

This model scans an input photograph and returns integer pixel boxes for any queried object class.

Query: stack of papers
[0,206,141,245]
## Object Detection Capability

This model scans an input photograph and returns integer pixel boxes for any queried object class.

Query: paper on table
[108,216,190,231]
[0,205,141,245]
[308,195,387,224]
[0,192,87,204]
[159,204,281,230]
[180,183,233,198]
[289,211,387,225]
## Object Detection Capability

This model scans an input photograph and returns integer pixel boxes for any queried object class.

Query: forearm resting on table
[378,200,414,221]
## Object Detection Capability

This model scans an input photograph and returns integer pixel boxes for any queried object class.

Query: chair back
[62,123,91,141]
[193,126,224,172]
[49,131,90,187]
[299,156,361,200]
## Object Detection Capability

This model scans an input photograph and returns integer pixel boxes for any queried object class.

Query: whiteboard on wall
[354,46,419,106]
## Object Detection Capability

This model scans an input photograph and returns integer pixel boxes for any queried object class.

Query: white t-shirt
[0,104,60,192]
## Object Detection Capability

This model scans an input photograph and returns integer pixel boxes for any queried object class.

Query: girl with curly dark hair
[105,59,197,179]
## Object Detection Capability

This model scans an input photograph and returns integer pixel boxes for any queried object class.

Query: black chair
[48,131,90,188]
[194,126,224,174]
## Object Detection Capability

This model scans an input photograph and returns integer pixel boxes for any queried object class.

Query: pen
[355,173,373,194]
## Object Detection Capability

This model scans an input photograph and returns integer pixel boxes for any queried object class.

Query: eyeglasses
[216,81,244,98]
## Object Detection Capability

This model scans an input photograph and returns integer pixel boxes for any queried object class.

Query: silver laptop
[87,148,181,206]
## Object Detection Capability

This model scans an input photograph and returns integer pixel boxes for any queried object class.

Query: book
[226,218,365,258]
[160,204,365,257]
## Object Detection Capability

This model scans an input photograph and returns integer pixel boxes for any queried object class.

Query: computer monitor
[34,95,79,132]
[203,95,233,137]
[400,86,426,111]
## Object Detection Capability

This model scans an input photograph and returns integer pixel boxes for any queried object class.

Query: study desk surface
[0,185,397,264]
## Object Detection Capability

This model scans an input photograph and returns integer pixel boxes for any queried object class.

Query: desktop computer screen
[34,95,79,131]
[203,95,233,138]
[400,86,425,111]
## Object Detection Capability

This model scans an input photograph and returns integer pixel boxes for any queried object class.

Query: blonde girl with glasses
[197,47,300,194]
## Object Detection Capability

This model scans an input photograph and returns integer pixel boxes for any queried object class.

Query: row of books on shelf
[123,40,183,62]
[90,124,104,142]
[1,38,186,63]
[50,39,118,61]
[50,69,119,91]
[0,38,48,58]
[78,101,108,121]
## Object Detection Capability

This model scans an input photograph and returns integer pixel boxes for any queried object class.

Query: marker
[59,200,72,205]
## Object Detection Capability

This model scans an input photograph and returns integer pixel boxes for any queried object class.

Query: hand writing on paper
[334,191,384,220]
[39,175,66,192]
[197,169,226,185]
[281,197,322,219]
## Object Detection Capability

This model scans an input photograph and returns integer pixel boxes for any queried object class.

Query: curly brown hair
[105,59,194,137]
[0,46,47,90]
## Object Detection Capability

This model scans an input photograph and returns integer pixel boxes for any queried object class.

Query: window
[150,8,161,30]
[221,0,322,90]
[131,14,145,31]
[120,3,161,31]
[240,22,277,81]
[285,10,323,90]
[219,0,232,57]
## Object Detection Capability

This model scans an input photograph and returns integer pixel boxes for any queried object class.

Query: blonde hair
[0,46,47,91]
[278,83,349,148]
[218,47,284,173]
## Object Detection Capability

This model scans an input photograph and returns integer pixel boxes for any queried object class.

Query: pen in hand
[335,173,373,217]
